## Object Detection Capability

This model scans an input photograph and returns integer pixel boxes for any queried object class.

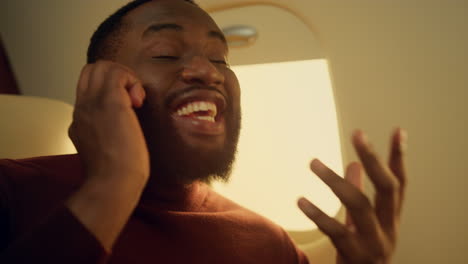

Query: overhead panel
[210,5,324,66]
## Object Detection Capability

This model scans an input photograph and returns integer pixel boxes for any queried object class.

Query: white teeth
[195,116,215,122]
[210,103,217,116]
[200,102,208,111]
[178,108,186,116]
[175,101,218,119]
[202,104,208,111]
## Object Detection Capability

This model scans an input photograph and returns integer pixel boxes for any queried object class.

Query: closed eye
[153,56,179,60]
[211,60,229,66]
[153,56,229,66]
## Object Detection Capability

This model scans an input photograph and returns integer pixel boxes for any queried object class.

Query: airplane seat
[0,94,76,159]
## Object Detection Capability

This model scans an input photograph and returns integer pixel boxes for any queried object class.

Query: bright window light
[212,59,344,231]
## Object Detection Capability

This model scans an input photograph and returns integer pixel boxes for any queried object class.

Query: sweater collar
[138,179,209,212]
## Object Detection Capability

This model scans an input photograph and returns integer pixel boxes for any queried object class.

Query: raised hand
[297,128,407,264]
[69,60,149,178]
[67,61,150,251]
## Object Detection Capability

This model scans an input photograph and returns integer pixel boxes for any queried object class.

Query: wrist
[84,156,149,185]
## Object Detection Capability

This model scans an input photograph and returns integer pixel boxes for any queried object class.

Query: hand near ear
[67,61,150,251]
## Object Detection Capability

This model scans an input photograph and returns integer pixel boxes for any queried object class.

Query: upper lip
[168,87,227,117]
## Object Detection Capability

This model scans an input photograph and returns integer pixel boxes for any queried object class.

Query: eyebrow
[142,23,227,45]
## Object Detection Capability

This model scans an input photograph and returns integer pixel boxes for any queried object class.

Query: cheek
[137,65,179,100]
[224,69,241,104]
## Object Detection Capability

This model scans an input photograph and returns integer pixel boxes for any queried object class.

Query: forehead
[124,0,221,32]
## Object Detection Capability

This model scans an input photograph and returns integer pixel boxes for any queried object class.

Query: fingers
[76,64,93,103]
[75,60,145,108]
[128,82,146,108]
[352,131,399,196]
[388,127,408,214]
[301,129,406,263]
[352,130,400,235]
[344,162,363,231]
[345,162,363,190]
[88,62,127,106]
[297,197,361,260]
[106,67,145,108]
[309,159,382,241]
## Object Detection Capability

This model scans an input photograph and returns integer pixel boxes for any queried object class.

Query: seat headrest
[0,95,76,159]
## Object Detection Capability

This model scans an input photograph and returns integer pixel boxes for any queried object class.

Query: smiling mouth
[169,88,227,136]
[175,101,218,123]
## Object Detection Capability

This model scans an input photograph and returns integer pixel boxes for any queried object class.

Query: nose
[181,56,225,87]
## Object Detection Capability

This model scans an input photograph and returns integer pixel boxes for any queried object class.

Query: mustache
[164,86,228,109]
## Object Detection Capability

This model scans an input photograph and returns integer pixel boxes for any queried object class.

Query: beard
[136,91,241,186]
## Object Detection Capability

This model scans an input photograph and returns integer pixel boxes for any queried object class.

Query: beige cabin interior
[1,0,467,263]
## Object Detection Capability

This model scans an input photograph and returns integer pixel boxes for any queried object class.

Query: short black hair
[87,0,198,64]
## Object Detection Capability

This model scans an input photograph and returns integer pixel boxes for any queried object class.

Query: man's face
[113,0,241,185]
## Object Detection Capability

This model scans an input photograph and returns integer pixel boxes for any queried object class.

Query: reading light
[222,25,258,48]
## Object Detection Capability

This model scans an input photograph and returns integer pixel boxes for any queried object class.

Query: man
[0,0,408,263]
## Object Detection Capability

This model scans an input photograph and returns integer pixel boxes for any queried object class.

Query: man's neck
[138,175,208,212]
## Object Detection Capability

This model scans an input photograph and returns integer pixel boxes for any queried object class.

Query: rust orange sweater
[0,155,309,263]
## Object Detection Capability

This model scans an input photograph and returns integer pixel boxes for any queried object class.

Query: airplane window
[210,5,344,232]
[212,59,343,231]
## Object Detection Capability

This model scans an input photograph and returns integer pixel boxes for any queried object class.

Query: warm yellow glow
[212,59,343,231]
[0,95,76,159]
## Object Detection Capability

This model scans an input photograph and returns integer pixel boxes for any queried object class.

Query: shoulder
[0,154,82,174]
[0,154,84,191]
[205,187,308,263]
[0,154,85,224]
[0,154,81,178]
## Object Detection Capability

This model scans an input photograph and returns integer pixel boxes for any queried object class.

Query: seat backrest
[0,95,76,159]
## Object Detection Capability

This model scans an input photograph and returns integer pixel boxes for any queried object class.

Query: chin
[137,101,241,185]
[149,139,238,185]
[143,125,236,185]
[179,133,226,151]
